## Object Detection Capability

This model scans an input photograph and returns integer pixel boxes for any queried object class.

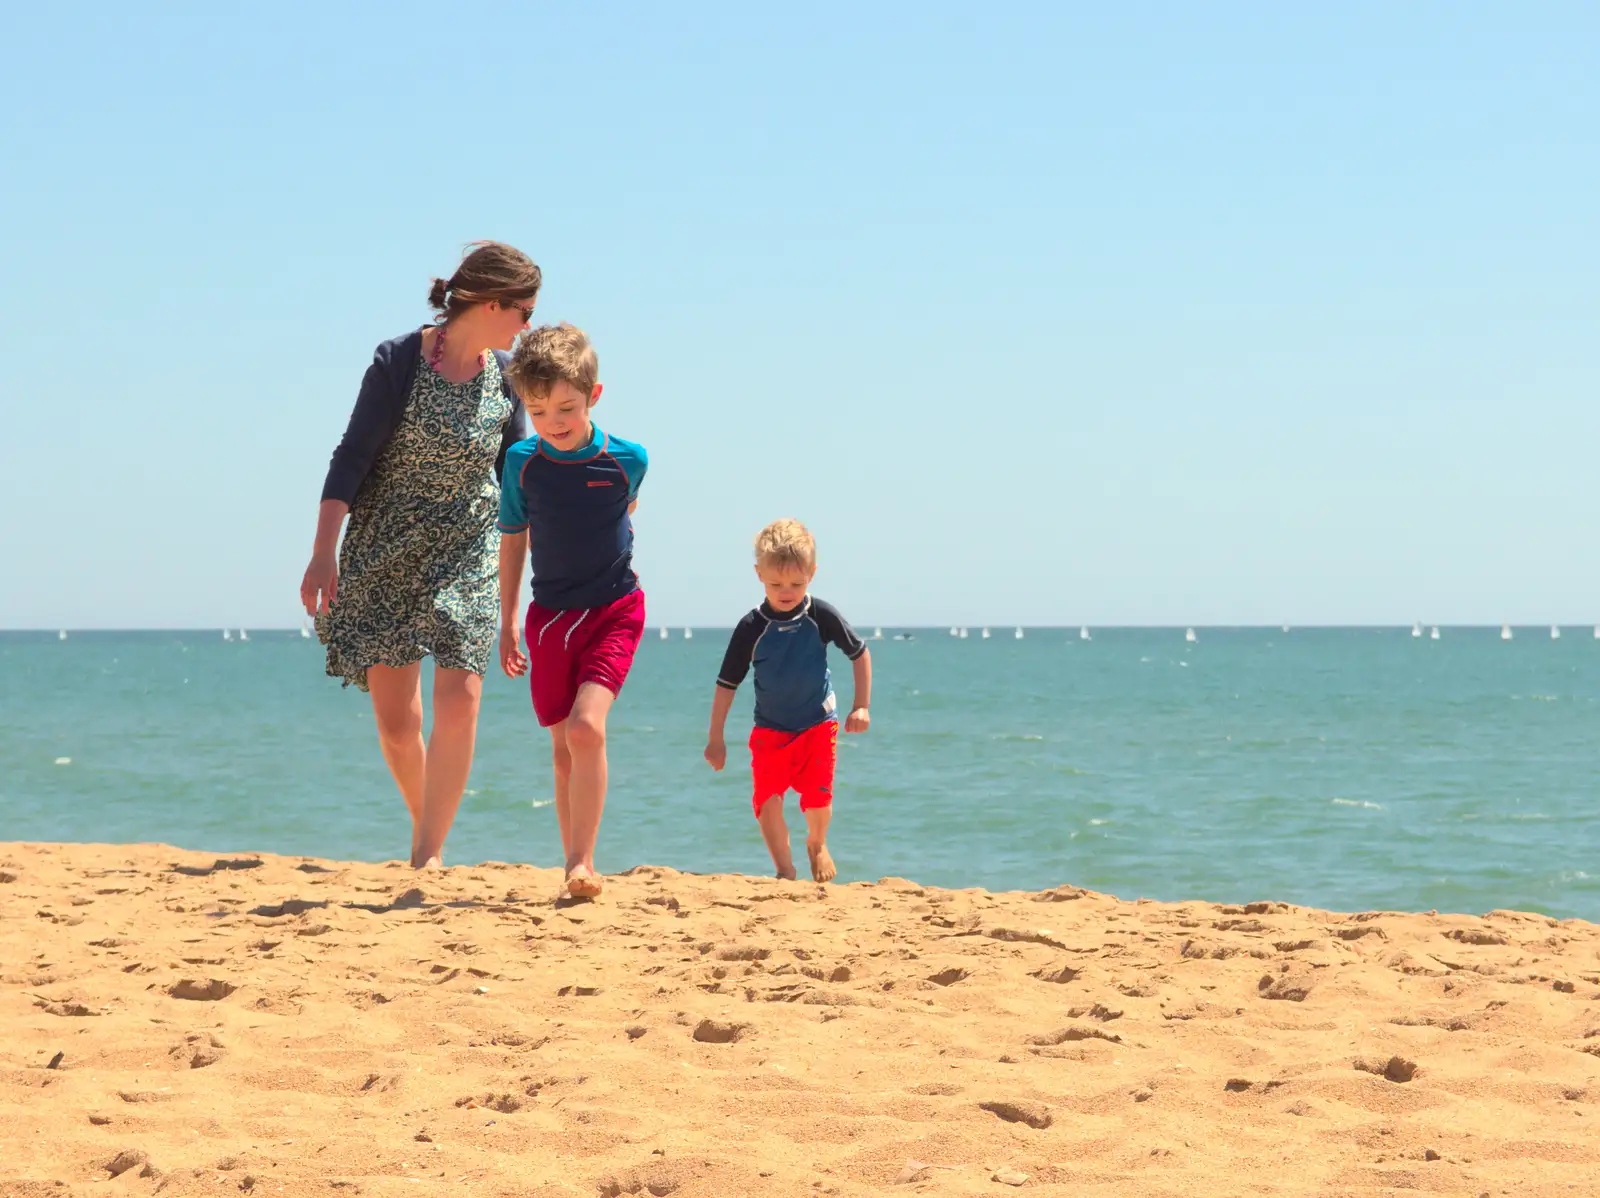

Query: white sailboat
[222,629,233,642]
[872,627,883,640]
[1501,625,1513,641]
[57,630,67,641]
[1185,628,1197,643]
[239,629,249,642]
[1411,623,1422,638]
[1594,626,1599,640]
[659,627,669,640]
[299,621,311,640]
[980,627,991,640]
[1550,625,1561,640]
[1014,627,1024,639]
[948,627,959,637]
[958,627,969,639]
[1430,626,1440,640]
[1079,626,1090,641]
[683,628,693,640]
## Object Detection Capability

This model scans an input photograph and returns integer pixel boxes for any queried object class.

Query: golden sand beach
[3,842,1599,1196]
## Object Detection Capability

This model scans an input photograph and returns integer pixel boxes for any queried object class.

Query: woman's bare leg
[366,662,426,860]
[410,667,483,867]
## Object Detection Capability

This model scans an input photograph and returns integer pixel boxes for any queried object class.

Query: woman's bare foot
[807,843,836,883]
[565,864,603,899]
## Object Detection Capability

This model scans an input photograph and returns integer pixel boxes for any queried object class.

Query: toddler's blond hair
[754,518,816,574]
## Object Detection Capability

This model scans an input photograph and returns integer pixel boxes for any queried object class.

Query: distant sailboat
[1014,627,1024,639]
[659,627,669,640]
[1551,625,1561,640]
[958,627,969,639]
[222,629,233,642]
[57,630,67,641]
[1079,626,1090,641]
[299,621,311,640]
[1185,628,1197,643]
[948,627,959,637]
[1411,623,1422,638]
[872,627,883,640]
[239,629,249,642]
[1594,626,1600,640]
[980,627,991,640]
[1430,626,1440,640]
[683,628,693,640]
[1501,625,1513,641]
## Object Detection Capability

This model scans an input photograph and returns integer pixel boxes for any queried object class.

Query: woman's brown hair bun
[428,241,542,323]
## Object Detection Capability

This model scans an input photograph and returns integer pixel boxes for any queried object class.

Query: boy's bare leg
[756,796,797,880]
[367,662,426,860]
[410,667,484,868]
[547,723,574,861]
[804,805,836,883]
[561,681,616,896]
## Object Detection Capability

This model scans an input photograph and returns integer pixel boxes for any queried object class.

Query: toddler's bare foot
[807,844,836,883]
[565,864,603,899]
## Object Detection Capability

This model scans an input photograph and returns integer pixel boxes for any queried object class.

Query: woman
[300,241,540,868]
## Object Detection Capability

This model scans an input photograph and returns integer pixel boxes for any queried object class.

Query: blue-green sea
[3,628,1597,920]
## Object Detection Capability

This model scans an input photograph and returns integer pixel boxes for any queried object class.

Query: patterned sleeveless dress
[319,353,513,691]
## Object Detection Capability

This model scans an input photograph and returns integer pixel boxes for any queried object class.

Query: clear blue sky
[2,2,1595,629]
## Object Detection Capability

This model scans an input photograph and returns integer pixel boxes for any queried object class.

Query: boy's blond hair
[506,322,598,400]
[754,518,816,574]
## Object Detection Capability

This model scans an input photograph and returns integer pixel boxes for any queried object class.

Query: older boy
[494,323,647,898]
[705,519,871,882]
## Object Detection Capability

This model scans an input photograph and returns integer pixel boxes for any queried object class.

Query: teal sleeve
[616,439,648,500]
[497,441,533,531]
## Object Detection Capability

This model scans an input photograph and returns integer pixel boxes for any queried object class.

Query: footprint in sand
[167,978,237,1001]
[692,1019,749,1044]
[1354,1055,1419,1083]
[979,1100,1053,1129]
[169,1032,226,1069]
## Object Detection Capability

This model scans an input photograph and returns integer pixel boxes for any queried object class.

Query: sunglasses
[502,300,535,322]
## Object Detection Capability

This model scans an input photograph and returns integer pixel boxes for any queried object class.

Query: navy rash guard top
[496,424,648,611]
[715,596,867,733]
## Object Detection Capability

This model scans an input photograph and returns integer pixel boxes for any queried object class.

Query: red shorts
[524,589,646,727]
[749,720,837,816]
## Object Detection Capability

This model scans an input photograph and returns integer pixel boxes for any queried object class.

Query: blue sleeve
[613,438,648,500]
[492,351,531,485]
[320,338,412,504]
[497,441,535,532]
[716,611,763,689]
[812,599,867,660]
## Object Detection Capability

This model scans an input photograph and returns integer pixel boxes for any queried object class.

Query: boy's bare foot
[776,866,797,881]
[565,865,603,899]
[417,856,443,871]
[807,844,836,883]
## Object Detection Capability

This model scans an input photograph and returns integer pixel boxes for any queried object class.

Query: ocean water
[2,628,1597,921]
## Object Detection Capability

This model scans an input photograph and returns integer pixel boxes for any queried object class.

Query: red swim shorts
[524,589,646,727]
[748,720,837,816]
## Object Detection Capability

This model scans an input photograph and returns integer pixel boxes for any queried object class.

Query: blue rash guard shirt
[496,423,648,611]
[715,596,866,733]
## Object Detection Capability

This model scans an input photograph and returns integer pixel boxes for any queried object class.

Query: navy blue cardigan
[320,329,530,506]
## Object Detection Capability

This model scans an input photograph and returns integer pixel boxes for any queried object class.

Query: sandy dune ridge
[3,842,1599,1196]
